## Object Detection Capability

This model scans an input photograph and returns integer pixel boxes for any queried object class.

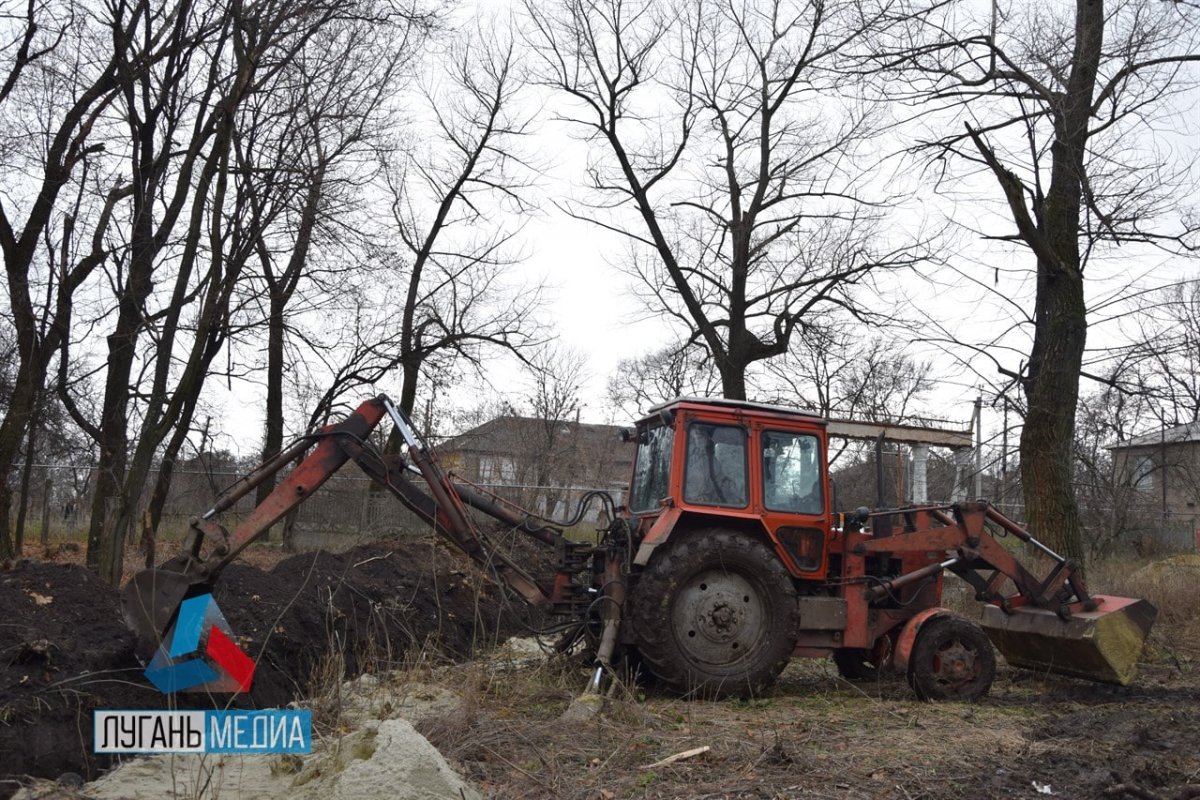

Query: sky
[197,0,1200,461]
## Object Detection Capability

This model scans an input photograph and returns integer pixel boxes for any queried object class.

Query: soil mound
[0,538,523,798]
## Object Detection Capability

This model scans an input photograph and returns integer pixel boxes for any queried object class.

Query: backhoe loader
[123,396,1157,700]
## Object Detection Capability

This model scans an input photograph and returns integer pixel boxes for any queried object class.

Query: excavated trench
[0,539,530,799]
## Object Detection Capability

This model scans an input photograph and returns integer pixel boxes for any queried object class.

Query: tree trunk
[255,295,288,533]
[146,387,207,536]
[85,288,145,583]
[1017,0,1102,566]
[720,367,747,401]
[1018,267,1087,564]
[13,406,38,554]
[0,358,44,559]
[399,360,421,416]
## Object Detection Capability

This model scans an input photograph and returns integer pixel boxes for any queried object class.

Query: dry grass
[405,552,1200,800]
[1092,555,1200,667]
[27,532,295,578]
[14,532,1200,799]
[413,655,1077,799]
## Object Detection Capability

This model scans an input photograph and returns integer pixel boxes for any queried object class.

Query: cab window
[684,423,748,507]
[629,424,674,512]
[761,430,823,514]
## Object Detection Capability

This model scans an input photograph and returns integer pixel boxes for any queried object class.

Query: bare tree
[0,0,153,559]
[381,19,542,419]
[53,0,359,583]
[527,0,933,401]
[890,0,1200,562]
[524,344,588,514]
[1073,380,1157,558]
[1122,281,1200,424]
[606,340,722,419]
[246,10,430,513]
[762,324,933,423]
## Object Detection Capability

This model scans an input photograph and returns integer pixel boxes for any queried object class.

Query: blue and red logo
[145,593,255,694]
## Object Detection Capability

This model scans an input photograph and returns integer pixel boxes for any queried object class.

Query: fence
[4,462,626,553]
[5,455,1194,557]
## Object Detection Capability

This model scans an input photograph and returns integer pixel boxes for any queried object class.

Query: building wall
[1111,441,1200,553]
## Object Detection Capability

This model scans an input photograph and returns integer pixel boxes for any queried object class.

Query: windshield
[629,424,674,513]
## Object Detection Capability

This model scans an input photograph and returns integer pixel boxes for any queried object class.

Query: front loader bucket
[121,564,211,654]
[979,595,1157,686]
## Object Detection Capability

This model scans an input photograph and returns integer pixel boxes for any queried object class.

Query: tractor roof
[644,396,827,425]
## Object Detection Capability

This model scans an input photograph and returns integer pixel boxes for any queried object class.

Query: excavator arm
[122,396,592,648]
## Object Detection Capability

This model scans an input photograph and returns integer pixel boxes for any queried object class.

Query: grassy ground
[414,640,1198,800]
[18,532,1200,800]
[409,556,1200,800]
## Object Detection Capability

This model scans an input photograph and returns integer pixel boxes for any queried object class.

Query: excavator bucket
[979,595,1157,686]
[121,561,211,652]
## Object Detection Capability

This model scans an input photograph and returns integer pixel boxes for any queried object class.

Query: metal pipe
[974,396,983,499]
[865,557,959,602]
[983,505,1067,563]
[383,397,421,449]
[200,437,312,520]
[587,665,605,694]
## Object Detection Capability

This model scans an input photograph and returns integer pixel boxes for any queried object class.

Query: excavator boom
[122,397,595,650]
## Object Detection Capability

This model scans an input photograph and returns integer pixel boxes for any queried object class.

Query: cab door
[757,424,830,578]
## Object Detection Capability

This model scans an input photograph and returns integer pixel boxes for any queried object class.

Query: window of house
[1133,454,1154,490]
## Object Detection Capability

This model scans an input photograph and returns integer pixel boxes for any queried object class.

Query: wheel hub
[672,568,766,667]
[698,598,741,640]
[932,640,977,684]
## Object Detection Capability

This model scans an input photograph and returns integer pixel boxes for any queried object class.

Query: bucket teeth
[979,595,1157,686]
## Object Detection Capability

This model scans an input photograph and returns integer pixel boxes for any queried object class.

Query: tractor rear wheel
[631,529,798,699]
[906,615,996,701]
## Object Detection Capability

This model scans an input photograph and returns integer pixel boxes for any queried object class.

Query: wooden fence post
[39,477,52,546]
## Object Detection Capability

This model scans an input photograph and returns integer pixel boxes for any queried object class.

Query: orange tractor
[124,396,1157,700]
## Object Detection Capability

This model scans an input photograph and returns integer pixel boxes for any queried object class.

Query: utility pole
[974,396,983,499]
[1000,396,1009,509]
[1160,413,1168,537]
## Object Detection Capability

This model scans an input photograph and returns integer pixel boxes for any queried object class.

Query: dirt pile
[0,538,523,798]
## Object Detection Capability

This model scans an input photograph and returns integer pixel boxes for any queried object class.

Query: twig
[352,551,393,568]
[835,676,924,727]
[641,746,710,770]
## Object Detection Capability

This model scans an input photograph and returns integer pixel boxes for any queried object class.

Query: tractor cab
[626,398,832,578]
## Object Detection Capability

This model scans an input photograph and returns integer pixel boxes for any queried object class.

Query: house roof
[1109,420,1200,450]
[442,415,628,456]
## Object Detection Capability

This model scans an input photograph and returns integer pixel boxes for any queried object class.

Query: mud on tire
[630,529,799,699]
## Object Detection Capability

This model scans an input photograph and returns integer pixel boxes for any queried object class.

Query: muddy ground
[3,547,1198,800]
[0,538,526,798]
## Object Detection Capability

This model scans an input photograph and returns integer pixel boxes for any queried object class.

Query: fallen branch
[642,746,710,770]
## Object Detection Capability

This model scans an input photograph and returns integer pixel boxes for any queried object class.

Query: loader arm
[122,396,567,647]
[855,501,1157,685]
[857,501,1092,613]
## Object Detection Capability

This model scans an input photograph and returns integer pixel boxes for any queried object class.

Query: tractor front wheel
[906,615,996,701]
[631,529,798,699]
